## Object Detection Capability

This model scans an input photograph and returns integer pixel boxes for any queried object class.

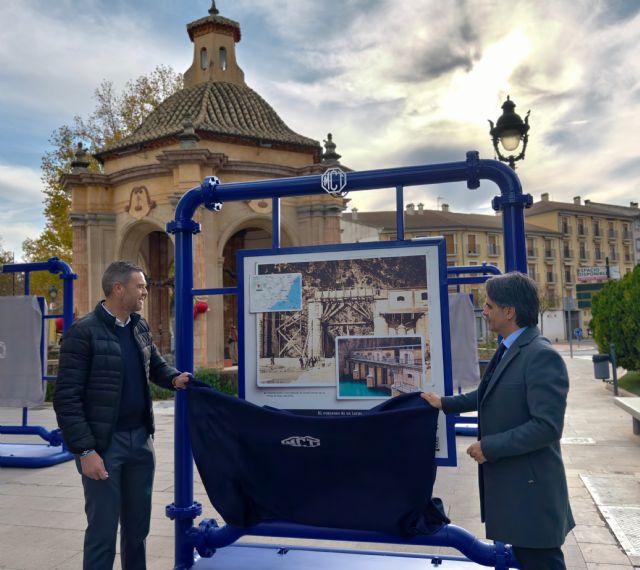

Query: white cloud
[0,164,43,202]
[0,2,190,118]
[1,0,640,236]
[0,164,45,261]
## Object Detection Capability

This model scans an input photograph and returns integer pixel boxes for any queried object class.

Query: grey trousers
[77,427,155,570]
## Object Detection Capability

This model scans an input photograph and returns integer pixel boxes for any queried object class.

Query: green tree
[22,65,182,299]
[591,266,640,371]
[538,289,558,336]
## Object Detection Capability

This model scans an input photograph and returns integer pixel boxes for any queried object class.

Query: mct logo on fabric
[281,436,321,448]
[0,341,6,358]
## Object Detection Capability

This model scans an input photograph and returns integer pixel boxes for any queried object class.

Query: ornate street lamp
[489,96,530,170]
[48,285,58,311]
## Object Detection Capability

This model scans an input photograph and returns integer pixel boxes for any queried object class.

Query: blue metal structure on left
[0,257,76,468]
[167,151,530,569]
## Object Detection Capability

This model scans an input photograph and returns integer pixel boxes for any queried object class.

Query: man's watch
[80,449,96,458]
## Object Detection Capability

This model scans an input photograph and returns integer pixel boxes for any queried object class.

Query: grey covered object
[0,296,44,407]
[448,293,481,390]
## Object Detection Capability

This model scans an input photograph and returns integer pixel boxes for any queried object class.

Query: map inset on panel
[250,273,303,313]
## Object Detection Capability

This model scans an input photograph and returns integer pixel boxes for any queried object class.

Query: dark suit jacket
[442,327,575,548]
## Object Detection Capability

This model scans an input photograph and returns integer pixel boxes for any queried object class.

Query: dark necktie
[478,342,506,400]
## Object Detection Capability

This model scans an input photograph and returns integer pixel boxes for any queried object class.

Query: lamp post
[48,284,58,312]
[489,95,531,170]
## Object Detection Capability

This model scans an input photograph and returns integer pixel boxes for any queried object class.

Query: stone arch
[118,219,174,356]
[214,217,296,364]
[215,216,298,260]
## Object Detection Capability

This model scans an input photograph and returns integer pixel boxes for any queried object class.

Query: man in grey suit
[423,272,574,569]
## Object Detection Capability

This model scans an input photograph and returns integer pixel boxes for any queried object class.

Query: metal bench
[614,397,640,435]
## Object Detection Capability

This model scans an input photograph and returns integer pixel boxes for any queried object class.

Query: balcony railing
[625,253,633,262]
[487,245,500,257]
[595,251,604,261]
[546,273,556,284]
[561,225,572,235]
[623,231,632,240]
[609,252,619,262]
[544,249,556,259]
[527,247,538,258]
[577,226,587,236]
[562,248,574,259]
[593,227,602,238]
[608,230,618,240]
[467,248,479,256]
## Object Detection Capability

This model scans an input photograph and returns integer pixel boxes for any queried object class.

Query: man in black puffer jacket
[54,261,190,570]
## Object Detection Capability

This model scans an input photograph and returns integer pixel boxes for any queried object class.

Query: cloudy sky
[1,0,639,260]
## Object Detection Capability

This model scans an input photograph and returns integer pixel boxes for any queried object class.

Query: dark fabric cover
[188,382,449,536]
[54,303,178,454]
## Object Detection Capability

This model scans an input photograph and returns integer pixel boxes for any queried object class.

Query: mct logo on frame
[0,341,6,358]
[281,436,321,448]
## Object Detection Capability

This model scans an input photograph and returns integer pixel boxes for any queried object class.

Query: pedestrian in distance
[422,272,574,570]
[53,261,190,570]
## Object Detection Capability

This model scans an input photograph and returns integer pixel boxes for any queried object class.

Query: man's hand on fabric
[172,372,191,390]
[421,392,442,410]
[81,453,109,480]
[467,441,487,464]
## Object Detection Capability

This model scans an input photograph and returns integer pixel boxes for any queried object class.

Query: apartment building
[341,197,639,338]
[525,194,640,324]
[341,203,564,310]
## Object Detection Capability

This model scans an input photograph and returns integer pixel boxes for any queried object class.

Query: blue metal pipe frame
[167,152,530,569]
[0,257,77,466]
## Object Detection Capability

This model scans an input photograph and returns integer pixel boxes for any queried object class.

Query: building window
[396,296,405,302]
[546,264,555,283]
[527,263,537,281]
[219,47,227,70]
[444,234,456,256]
[609,244,618,261]
[421,292,428,301]
[561,217,571,234]
[544,239,555,259]
[579,242,588,260]
[595,243,603,261]
[467,234,478,255]
[593,220,601,237]
[488,234,499,256]
[564,266,573,284]
[200,47,208,70]
[577,218,587,236]
[526,237,537,258]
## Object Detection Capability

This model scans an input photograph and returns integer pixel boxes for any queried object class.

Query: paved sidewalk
[0,352,638,569]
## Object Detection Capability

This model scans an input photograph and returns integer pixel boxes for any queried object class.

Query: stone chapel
[62,1,346,367]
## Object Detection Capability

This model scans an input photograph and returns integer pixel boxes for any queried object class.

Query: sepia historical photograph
[335,335,426,399]
[255,254,431,388]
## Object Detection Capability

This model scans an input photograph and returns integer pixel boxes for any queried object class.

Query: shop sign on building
[577,266,619,282]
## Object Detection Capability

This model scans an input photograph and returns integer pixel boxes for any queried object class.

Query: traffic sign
[576,282,607,309]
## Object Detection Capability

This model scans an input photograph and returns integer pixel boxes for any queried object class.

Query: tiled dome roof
[97,81,320,158]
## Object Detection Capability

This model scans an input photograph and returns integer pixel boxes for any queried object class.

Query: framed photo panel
[238,239,456,464]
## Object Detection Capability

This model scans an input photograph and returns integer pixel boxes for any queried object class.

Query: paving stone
[0,350,637,568]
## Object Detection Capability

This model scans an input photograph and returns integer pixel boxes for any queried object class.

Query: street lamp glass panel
[500,134,521,152]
